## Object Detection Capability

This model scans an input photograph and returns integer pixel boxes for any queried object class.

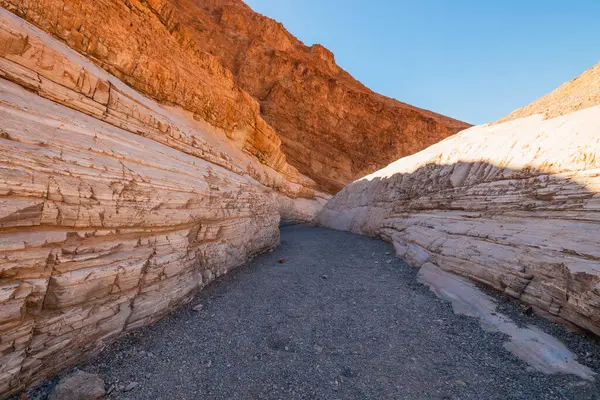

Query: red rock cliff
[162,0,471,192]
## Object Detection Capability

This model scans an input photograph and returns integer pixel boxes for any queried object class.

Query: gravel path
[26,224,600,399]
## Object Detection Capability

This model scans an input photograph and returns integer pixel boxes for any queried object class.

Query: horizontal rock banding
[0,6,317,396]
[317,106,600,336]
[0,0,470,194]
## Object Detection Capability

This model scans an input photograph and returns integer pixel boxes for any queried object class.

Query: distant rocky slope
[1,0,469,194]
[317,69,600,336]
[501,61,600,122]
[184,0,471,192]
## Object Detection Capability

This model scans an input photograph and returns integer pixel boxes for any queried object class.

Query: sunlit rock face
[0,0,469,195]
[0,7,325,396]
[317,105,600,336]
[0,1,331,222]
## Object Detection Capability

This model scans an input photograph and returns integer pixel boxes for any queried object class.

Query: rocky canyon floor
[19,225,600,400]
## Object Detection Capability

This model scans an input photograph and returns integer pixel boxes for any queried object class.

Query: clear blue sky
[244,0,599,125]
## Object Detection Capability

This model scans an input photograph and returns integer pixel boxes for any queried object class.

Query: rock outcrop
[0,0,469,194]
[0,0,467,396]
[48,370,106,400]
[0,7,305,396]
[317,101,600,335]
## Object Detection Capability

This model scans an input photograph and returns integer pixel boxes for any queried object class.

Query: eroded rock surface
[317,104,600,336]
[0,7,310,396]
[0,0,470,194]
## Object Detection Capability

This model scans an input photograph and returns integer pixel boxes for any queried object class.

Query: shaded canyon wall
[317,104,600,336]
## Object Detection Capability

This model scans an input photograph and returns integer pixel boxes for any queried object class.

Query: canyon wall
[0,0,469,195]
[0,0,468,396]
[0,7,311,396]
[317,99,600,335]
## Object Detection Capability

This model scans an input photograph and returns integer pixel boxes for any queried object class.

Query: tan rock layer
[0,0,323,197]
[0,0,470,194]
[0,8,327,397]
[0,7,328,218]
[0,75,281,396]
[317,108,600,336]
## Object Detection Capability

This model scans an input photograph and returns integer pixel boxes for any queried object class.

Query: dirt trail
[23,225,600,399]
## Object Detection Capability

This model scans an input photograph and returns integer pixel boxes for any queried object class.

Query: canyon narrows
[0,0,599,398]
[0,0,468,396]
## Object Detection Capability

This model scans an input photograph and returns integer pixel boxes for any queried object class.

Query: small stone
[193,303,204,311]
[385,252,391,255]
[123,382,139,392]
[374,261,379,264]
[321,274,328,279]
[313,345,323,353]
[206,360,212,368]
[386,259,392,264]
[341,367,356,378]
[48,370,106,400]
[279,257,286,263]
[455,379,467,386]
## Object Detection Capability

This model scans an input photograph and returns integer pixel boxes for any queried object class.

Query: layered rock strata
[0,8,318,396]
[317,106,600,335]
[0,0,470,194]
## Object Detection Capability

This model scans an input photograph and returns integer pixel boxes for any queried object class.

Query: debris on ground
[48,370,105,400]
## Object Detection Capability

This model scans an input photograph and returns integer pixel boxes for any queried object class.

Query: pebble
[123,382,139,392]
[193,303,204,311]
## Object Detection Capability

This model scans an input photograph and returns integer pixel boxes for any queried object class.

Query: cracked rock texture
[317,101,600,336]
[0,0,470,194]
[0,6,326,396]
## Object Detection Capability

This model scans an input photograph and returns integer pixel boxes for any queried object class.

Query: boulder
[48,371,105,400]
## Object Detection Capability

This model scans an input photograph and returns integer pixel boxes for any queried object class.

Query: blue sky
[244,0,599,125]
